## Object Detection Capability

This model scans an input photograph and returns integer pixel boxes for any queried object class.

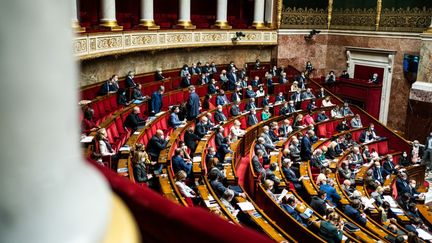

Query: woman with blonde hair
[322,96,334,107]
[95,128,116,156]
[290,81,299,92]
[293,114,306,130]
[132,143,151,183]
[230,119,245,142]
[175,170,196,206]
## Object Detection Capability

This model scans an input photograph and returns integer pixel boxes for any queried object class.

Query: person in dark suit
[344,199,367,226]
[155,68,166,81]
[184,126,200,153]
[255,137,270,164]
[368,73,379,84]
[310,190,327,216]
[399,151,411,167]
[266,74,274,94]
[247,109,259,126]
[146,129,169,160]
[382,154,399,177]
[226,67,237,91]
[214,105,227,124]
[289,138,301,162]
[117,88,131,106]
[282,159,303,190]
[230,101,240,117]
[336,119,350,133]
[265,163,281,187]
[198,73,209,85]
[245,98,257,111]
[172,148,192,176]
[316,110,329,122]
[186,86,200,121]
[300,130,314,161]
[169,106,184,129]
[281,196,307,227]
[252,150,265,175]
[359,130,373,143]
[262,94,270,107]
[195,116,208,138]
[181,73,192,88]
[319,213,343,243]
[340,70,349,79]
[208,168,245,198]
[125,71,137,89]
[372,161,385,185]
[150,86,164,115]
[245,85,256,99]
[251,76,260,87]
[215,126,225,148]
[317,87,326,99]
[207,79,217,94]
[278,72,288,84]
[216,90,230,106]
[99,75,119,95]
[124,106,145,132]
[216,137,233,162]
[231,87,242,103]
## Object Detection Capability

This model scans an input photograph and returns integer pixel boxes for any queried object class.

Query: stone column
[72,0,85,32]
[406,31,432,142]
[175,0,196,29]
[139,0,160,29]
[100,0,123,31]
[214,0,232,29]
[264,0,273,27]
[252,0,266,29]
[0,0,114,242]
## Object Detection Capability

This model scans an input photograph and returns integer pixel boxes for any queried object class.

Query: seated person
[289,138,301,162]
[230,119,245,141]
[95,128,117,158]
[350,114,363,128]
[247,109,259,126]
[124,106,145,132]
[341,180,354,197]
[382,154,399,177]
[252,150,266,175]
[209,169,245,198]
[344,199,367,226]
[99,74,119,95]
[322,96,334,107]
[169,106,185,129]
[117,88,132,106]
[255,86,265,97]
[214,105,227,124]
[245,85,256,98]
[330,105,342,118]
[81,108,99,134]
[255,137,271,163]
[307,100,317,112]
[264,163,281,187]
[293,114,306,130]
[399,151,411,167]
[340,70,349,79]
[340,102,354,117]
[282,159,303,190]
[245,98,257,111]
[175,170,196,206]
[317,87,327,99]
[230,101,241,116]
[279,119,293,138]
[320,178,341,206]
[207,79,218,94]
[316,110,329,122]
[181,73,192,88]
[184,127,201,153]
[261,106,271,121]
[195,116,209,138]
[372,161,385,185]
[275,92,285,103]
[216,137,233,163]
[319,212,344,243]
[220,189,239,220]
[336,119,350,133]
[338,162,354,182]
[368,73,379,84]
[311,149,329,169]
[132,84,146,100]
[325,71,336,84]
[263,179,280,203]
[251,76,261,87]
[311,190,328,216]
[147,129,169,160]
[281,196,307,227]
[370,186,385,207]
[132,144,151,183]
[216,89,230,106]
[302,112,315,127]
[155,68,166,81]
[302,88,316,100]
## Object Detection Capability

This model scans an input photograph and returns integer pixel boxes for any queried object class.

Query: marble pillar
[214,0,232,29]
[264,0,274,27]
[100,0,123,31]
[0,0,112,242]
[72,0,85,32]
[252,0,266,29]
[175,0,196,29]
[139,0,160,29]
[406,32,432,142]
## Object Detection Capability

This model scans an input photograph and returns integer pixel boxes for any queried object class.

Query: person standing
[424,132,432,170]
[186,85,200,121]
[150,86,164,115]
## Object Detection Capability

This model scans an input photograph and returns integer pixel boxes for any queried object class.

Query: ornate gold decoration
[376,0,382,31]
[174,20,196,29]
[201,33,227,42]
[100,20,123,31]
[331,8,376,31]
[72,20,85,33]
[277,0,283,29]
[281,7,327,29]
[213,21,232,29]
[379,7,432,32]
[139,20,160,30]
[252,21,267,29]
[166,33,193,43]
[131,34,157,46]
[327,0,333,29]
[97,36,122,49]
[73,39,88,54]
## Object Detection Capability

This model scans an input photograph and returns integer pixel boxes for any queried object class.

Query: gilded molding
[376,0,382,31]
[379,7,432,32]
[277,0,283,29]
[281,7,327,29]
[73,30,277,60]
[327,0,333,30]
[331,8,376,31]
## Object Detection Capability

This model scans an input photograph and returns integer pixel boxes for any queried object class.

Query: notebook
[300,208,314,219]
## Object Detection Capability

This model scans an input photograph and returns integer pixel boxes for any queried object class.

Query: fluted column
[175,0,196,29]
[100,0,123,31]
[252,0,266,29]
[0,0,115,242]
[72,0,85,32]
[214,0,232,29]
[139,0,160,29]
[264,0,273,27]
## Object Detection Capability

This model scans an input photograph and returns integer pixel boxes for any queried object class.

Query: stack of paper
[237,201,255,211]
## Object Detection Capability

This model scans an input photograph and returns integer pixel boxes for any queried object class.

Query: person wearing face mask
[370,186,385,207]
[99,74,119,95]
[382,154,399,177]
[340,102,354,116]
[155,68,166,81]
[372,161,385,185]
[368,73,379,84]
[180,64,190,78]
[214,105,227,124]
[336,119,350,133]
[411,140,422,164]
[398,151,411,167]
[117,88,132,106]
[350,114,363,128]
[255,86,265,97]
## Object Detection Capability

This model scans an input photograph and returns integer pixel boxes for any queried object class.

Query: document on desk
[383,195,398,207]
[80,136,94,143]
[237,201,255,211]
[417,228,432,240]
[277,189,289,202]
[269,151,279,156]
[119,146,131,152]
[390,207,404,215]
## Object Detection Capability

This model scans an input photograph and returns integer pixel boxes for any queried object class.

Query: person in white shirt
[321,96,334,107]
[230,119,245,142]
[331,105,342,118]
[350,114,363,128]
[96,128,116,156]
[256,86,265,97]
[220,189,239,219]
[175,170,196,199]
